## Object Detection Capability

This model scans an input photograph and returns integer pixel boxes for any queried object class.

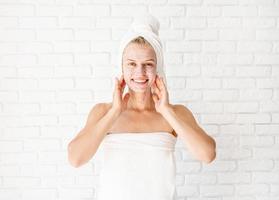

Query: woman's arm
[67,103,119,168]
[161,104,216,164]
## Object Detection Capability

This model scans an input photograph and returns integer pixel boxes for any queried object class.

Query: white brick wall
[0,1,278,200]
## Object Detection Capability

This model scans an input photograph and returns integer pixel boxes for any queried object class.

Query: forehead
[122,43,156,62]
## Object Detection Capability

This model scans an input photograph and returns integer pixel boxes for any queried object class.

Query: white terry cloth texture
[115,13,168,90]
[96,132,177,200]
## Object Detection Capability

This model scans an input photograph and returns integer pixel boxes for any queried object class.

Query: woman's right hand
[112,75,130,114]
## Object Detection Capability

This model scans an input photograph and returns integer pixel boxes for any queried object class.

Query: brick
[0,5,35,16]
[201,66,234,77]
[255,54,279,64]
[239,89,272,100]
[19,91,55,102]
[176,161,201,173]
[224,102,258,113]
[74,53,109,65]
[0,152,37,164]
[60,17,93,28]
[220,30,255,41]
[222,6,258,16]
[238,159,273,171]
[166,41,201,52]
[203,41,235,52]
[18,42,53,53]
[202,114,236,124]
[187,102,223,113]
[0,141,23,152]
[240,136,274,146]
[254,148,279,159]
[0,165,20,176]
[149,5,185,16]
[0,17,18,28]
[260,101,279,112]
[171,17,206,28]
[19,17,57,28]
[3,127,39,138]
[236,113,270,123]
[243,17,276,28]
[257,30,279,40]
[187,29,218,40]
[217,147,251,160]
[96,17,131,28]
[0,67,16,76]
[0,42,17,53]
[236,184,269,195]
[170,90,202,101]
[56,91,92,102]
[54,66,91,77]
[0,54,37,65]
[22,189,58,199]
[253,172,279,183]
[37,29,74,41]
[187,6,221,16]
[203,90,238,101]
[3,103,39,114]
[186,173,216,184]
[36,5,72,16]
[18,67,53,77]
[0,30,35,41]
[236,66,271,77]
[259,6,279,16]
[176,185,199,196]
[74,5,109,16]
[24,139,60,151]
[203,160,236,171]
[200,185,234,196]
[218,54,253,64]
[218,172,251,184]
[3,177,40,187]
[38,54,73,65]
[38,78,74,89]
[75,30,110,40]
[75,77,111,90]
[1,78,37,90]
[208,17,241,28]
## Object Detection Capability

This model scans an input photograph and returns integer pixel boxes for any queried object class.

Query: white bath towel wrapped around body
[96,132,177,200]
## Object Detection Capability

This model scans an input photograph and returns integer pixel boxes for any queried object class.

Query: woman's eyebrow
[126,59,155,62]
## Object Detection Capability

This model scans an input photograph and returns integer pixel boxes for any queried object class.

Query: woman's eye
[128,63,136,66]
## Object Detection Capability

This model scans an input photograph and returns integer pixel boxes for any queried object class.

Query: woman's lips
[131,79,148,86]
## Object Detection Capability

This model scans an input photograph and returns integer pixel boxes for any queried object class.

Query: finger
[123,93,130,102]
[157,77,167,95]
[115,77,119,90]
[152,82,161,98]
[156,76,164,91]
[152,93,159,103]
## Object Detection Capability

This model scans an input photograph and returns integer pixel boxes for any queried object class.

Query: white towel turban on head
[115,13,167,89]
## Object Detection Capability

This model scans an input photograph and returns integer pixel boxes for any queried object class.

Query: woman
[68,14,216,200]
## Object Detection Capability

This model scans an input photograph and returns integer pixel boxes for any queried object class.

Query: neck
[127,88,155,112]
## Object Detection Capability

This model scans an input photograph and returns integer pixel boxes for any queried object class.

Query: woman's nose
[134,65,146,74]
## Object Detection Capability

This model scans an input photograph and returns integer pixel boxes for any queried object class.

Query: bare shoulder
[171,104,197,123]
[172,104,192,114]
[85,102,111,127]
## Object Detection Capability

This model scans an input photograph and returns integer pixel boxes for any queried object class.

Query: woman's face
[122,43,157,92]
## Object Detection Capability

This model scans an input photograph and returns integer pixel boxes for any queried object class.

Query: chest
[107,111,173,133]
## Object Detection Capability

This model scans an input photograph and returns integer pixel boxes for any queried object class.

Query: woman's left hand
[151,74,171,114]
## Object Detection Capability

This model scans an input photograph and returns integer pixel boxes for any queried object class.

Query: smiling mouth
[131,79,149,84]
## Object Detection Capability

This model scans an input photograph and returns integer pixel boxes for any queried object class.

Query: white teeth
[133,79,147,83]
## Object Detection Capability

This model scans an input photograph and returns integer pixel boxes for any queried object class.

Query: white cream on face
[122,43,157,92]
